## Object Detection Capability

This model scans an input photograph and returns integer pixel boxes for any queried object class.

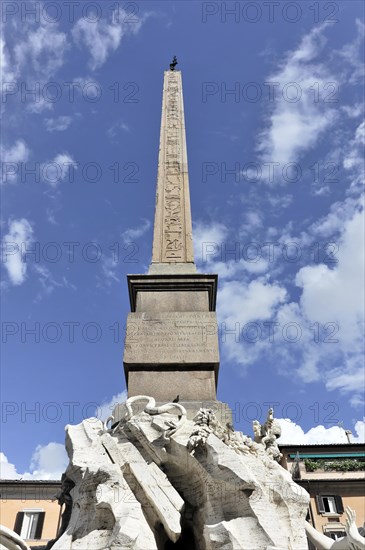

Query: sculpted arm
[305,521,334,550]
[305,507,365,550]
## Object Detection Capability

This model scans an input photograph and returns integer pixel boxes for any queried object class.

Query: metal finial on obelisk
[169,56,178,71]
[149,62,196,274]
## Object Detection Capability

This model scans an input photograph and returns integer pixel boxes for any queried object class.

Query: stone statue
[45,475,75,549]
[49,398,310,549]
[169,55,178,71]
[305,507,365,549]
[252,408,283,461]
[0,525,30,550]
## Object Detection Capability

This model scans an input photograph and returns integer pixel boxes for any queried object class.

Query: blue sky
[1,0,364,479]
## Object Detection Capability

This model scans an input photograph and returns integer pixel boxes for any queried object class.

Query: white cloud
[290,23,329,63]
[271,204,364,403]
[122,218,151,244]
[267,193,293,209]
[2,16,68,113]
[296,208,364,348]
[97,221,149,288]
[2,218,34,285]
[107,120,130,138]
[208,258,269,280]
[353,418,365,442]
[341,121,365,194]
[33,264,77,302]
[1,140,30,183]
[46,208,58,225]
[0,452,20,479]
[27,443,68,480]
[355,120,365,145]
[193,219,271,279]
[217,279,287,369]
[341,103,364,119]
[342,120,365,173]
[14,24,68,79]
[212,187,364,407]
[97,390,127,421]
[44,116,72,132]
[257,22,337,171]
[2,219,76,294]
[0,443,68,480]
[218,279,287,326]
[277,417,365,444]
[0,36,16,82]
[72,8,144,70]
[308,196,362,238]
[100,255,120,287]
[336,18,365,85]
[193,221,228,264]
[239,210,263,236]
[42,153,78,187]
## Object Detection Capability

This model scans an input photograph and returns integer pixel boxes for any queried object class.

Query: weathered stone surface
[136,290,209,313]
[150,70,194,268]
[51,419,158,550]
[124,312,219,367]
[124,308,220,400]
[56,398,310,550]
[127,370,217,401]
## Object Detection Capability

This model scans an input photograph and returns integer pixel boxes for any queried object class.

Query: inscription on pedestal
[124,312,219,366]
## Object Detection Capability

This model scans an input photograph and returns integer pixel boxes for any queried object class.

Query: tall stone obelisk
[123,62,224,412]
[149,67,195,273]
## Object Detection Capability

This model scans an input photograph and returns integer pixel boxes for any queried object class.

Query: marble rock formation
[51,397,310,550]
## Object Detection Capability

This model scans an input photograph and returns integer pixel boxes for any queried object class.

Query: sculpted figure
[45,475,75,550]
[305,507,365,550]
[253,408,283,461]
[0,525,30,550]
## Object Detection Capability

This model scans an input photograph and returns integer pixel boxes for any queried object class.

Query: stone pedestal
[124,273,220,403]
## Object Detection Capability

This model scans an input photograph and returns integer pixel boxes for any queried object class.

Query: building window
[315,495,344,515]
[14,510,45,540]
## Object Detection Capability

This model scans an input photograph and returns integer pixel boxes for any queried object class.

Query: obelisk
[122,60,228,420]
[149,63,195,273]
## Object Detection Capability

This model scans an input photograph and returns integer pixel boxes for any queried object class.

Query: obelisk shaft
[149,70,196,273]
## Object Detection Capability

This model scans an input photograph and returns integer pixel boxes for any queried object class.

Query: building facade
[0,480,61,548]
[280,443,365,546]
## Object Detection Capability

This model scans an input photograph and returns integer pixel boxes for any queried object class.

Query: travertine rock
[53,397,310,550]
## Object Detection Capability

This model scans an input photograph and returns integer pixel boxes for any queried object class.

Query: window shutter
[14,512,24,535]
[34,512,45,540]
[315,496,325,513]
[334,496,344,514]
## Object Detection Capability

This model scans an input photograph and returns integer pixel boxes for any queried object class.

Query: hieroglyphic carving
[163,72,184,261]
[151,70,194,265]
